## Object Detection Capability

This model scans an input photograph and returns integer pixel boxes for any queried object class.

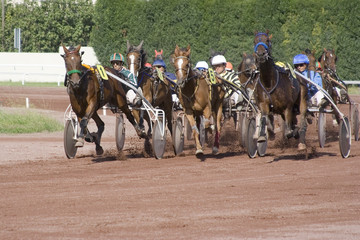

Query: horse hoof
[212,147,219,155]
[257,136,266,142]
[75,138,84,147]
[195,149,203,156]
[298,143,306,151]
[96,146,104,155]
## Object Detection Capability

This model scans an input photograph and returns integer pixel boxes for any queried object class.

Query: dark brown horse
[126,42,174,138]
[238,52,259,96]
[172,45,225,155]
[319,48,348,105]
[61,44,144,155]
[253,31,308,150]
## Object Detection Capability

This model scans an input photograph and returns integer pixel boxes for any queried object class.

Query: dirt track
[0,85,360,239]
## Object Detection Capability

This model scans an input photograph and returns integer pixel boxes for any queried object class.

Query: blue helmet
[293,54,309,65]
[153,59,166,68]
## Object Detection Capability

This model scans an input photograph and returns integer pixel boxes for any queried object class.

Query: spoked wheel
[64,118,77,159]
[115,113,126,151]
[247,117,258,158]
[152,119,166,159]
[199,116,206,147]
[172,117,184,155]
[339,116,351,158]
[241,114,249,148]
[318,111,326,148]
[351,106,359,141]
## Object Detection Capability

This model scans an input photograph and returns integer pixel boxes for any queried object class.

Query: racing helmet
[195,61,209,70]
[225,62,233,71]
[211,55,227,66]
[293,54,309,65]
[153,59,166,68]
[110,53,124,62]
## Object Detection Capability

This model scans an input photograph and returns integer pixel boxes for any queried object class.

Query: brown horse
[253,31,308,150]
[319,48,348,104]
[61,44,144,155]
[238,52,259,96]
[172,45,225,155]
[126,42,174,138]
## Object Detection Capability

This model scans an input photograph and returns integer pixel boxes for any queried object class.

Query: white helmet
[195,61,209,70]
[211,55,227,66]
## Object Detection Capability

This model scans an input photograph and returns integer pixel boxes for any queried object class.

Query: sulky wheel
[64,118,78,159]
[351,106,359,141]
[257,136,267,157]
[115,113,126,151]
[172,116,184,155]
[241,114,249,148]
[318,111,326,148]
[339,116,351,158]
[247,117,258,158]
[152,119,167,159]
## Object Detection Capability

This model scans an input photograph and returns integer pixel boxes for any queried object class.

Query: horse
[253,31,308,150]
[319,48,348,104]
[172,45,225,155]
[61,44,145,155]
[126,41,174,139]
[238,52,259,96]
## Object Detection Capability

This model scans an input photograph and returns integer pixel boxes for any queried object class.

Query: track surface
[1,86,360,239]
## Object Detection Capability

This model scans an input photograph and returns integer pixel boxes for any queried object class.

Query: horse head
[126,40,146,76]
[239,52,258,77]
[171,44,191,88]
[154,49,163,60]
[320,48,337,75]
[61,44,84,88]
[303,49,317,71]
[253,30,272,63]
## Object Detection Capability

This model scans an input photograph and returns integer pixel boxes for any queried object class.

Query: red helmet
[144,62,152,68]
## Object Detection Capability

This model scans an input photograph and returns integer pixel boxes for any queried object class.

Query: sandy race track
[1,85,360,239]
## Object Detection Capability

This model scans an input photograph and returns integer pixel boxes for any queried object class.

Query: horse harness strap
[82,64,105,102]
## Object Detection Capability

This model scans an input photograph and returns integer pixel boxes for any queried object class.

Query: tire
[152,119,166,159]
[351,106,359,141]
[64,119,77,159]
[115,114,126,151]
[247,118,257,158]
[241,115,248,148]
[339,116,351,158]
[172,117,184,155]
[318,111,326,148]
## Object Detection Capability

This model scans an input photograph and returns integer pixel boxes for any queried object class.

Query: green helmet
[110,53,124,62]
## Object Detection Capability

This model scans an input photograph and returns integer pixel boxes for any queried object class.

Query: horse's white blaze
[129,54,136,76]
[177,59,184,79]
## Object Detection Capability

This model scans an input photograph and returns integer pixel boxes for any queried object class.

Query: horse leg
[212,103,222,154]
[75,117,88,147]
[186,112,203,156]
[91,112,105,155]
[297,86,308,150]
[284,108,294,139]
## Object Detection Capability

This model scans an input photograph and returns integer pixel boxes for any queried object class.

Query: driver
[110,53,142,107]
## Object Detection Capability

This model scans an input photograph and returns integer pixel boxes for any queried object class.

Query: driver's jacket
[300,69,322,99]
[117,68,138,88]
[220,71,241,98]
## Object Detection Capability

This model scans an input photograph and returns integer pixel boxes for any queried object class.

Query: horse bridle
[254,32,271,61]
[127,50,142,77]
[174,55,191,87]
[64,51,88,87]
